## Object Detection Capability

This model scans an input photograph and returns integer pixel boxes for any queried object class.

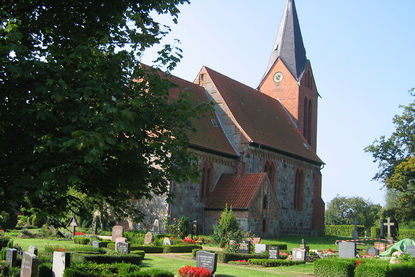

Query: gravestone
[28,245,38,256]
[367,247,379,256]
[255,243,267,254]
[112,225,124,242]
[20,252,39,277]
[339,242,356,259]
[292,248,306,262]
[383,217,398,239]
[374,242,387,253]
[6,248,17,267]
[116,242,129,254]
[300,238,309,254]
[52,251,70,277]
[144,232,154,245]
[269,246,279,259]
[238,241,251,254]
[192,220,198,235]
[67,216,79,238]
[152,219,160,234]
[252,237,261,244]
[406,245,415,257]
[196,251,217,274]
[163,237,172,245]
[352,220,359,239]
[115,237,127,251]
[92,240,102,248]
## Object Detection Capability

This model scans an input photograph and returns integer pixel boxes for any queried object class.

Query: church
[140,0,325,236]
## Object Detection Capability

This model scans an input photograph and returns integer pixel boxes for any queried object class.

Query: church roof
[205,173,267,209]
[261,0,308,83]
[167,74,238,158]
[204,67,322,165]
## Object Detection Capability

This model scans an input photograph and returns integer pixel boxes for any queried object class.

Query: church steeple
[261,0,308,83]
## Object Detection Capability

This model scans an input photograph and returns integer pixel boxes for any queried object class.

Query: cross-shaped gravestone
[67,216,79,238]
[383,217,395,239]
[352,220,359,239]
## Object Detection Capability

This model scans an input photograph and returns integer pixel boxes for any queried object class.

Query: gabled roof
[166,74,238,158]
[261,0,308,83]
[204,67,322,165]
[205,173,267,209]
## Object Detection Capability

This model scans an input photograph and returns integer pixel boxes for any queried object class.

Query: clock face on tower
[273,72,283,83]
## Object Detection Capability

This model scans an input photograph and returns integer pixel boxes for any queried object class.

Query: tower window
[294,169,304,211]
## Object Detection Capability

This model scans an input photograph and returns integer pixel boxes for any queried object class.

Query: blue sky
[141,0,415,206]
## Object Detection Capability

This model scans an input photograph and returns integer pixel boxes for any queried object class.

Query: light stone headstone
[367,247,379,256]
[52,251,70,277]
[6,248,17,267]
[152,219,160,234]
[20,252,39,277]
[374,242,387,253]
[339,242,356,259]
[255,243,267,254]
[116,242,129,254]
[292,248,306,262]
[28,245,38,256]
[196,251,217,274]
[163,237,172,245]
[406,245,415,257]
[112,225,124,242]
[144,232,154,245]
[269,246,279,259]
[92,240,102,248]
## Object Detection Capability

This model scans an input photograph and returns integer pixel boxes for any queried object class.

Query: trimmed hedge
[0,237,10,249]
[129,245,164,253]
[248,259,305,267]
[106,242,115,249]
[73,236,90,245]
[72,254,143,265]
[314,258,355,277]
[163,245,202,253]
[371,226,380,238]
[64,262,141,277]
[130,250,146,259]
[218,252,267,263]
[397,229,415,240]
[355,260,415,277]
[325,225,365,237]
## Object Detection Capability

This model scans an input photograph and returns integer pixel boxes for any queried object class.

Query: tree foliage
[213,205,241,244]
[365,89,415,221]
[0,0,206,223]
[325,196,382,228]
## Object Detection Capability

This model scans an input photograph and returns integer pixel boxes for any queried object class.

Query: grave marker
[352,220,359,239]
[196,251,217,274]
[28,245,38,256]
[115,237,127,251]
[152,219,160,234]
[20,252,39,277]
[292,248,306,262]
[255,244,267,254]
[238,241,251,254]
[252,237,261,244]
[144,232,154,245]
[116,242,129,254]
[406,245,415,258]
[383,217,396,239]
[339,242,356,259]
[163,237,172,245]
[112,225,124,242]
[52,251,70,277]
[269,246,279,259]
[367,247,379,256]
[92,240,102,248]
[6,248,17,267]
[67,216,79,238]
[374,242,387,253]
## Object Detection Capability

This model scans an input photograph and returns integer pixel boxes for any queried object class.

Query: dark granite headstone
[196,251,217,274]
[269,246,279,259]
[112,225,124,242]
[406,245,415,257]
[116,242,129,254]
[339,242,356,259]
[292,248,306,261]
[20,252,39,277]
[6,248,17,267]
[52,251,70,277]
[238,241,251,254]
[367,247,379,256]
[92,240,102,248]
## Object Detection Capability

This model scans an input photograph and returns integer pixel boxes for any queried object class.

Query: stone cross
[383,217,395,239]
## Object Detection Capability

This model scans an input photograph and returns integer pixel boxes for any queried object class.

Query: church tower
[258,0,318,150]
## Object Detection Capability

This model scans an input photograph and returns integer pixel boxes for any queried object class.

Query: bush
[248,259,305,267]
[0,261,9,277]
[314,258,355,277]
[0,237,10,249]
[64,262,141,277]
[106,242,115,249]
[325,225,365,237]
[354,261,389,277]
[38,263,52,277]
[163,245,202,253]
[213,206,240,244]
[73,236,90,245]
[129,245,164,253]
[177,216,189,239]
[397,229,415,240]
[218,252,267,263]
[72,254,143,265]
[135,269,174,277]
[371,226,380,238]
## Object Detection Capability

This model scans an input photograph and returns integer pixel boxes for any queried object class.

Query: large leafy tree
[365,89,415,221]
[325,196,382,228]
[0,0,203,223]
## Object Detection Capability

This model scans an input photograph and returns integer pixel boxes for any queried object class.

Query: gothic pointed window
[200,161,214,200]
[294,169,304,211]
[303,97,308,139]
[263,194,268,210]
[262,219,267,233]
[263,161,276,187]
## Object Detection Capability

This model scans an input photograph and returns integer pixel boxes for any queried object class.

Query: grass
[13,238,91,252]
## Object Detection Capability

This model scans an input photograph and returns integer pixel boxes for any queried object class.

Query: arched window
[200,162,213,200]
[263,194,268,210]
[262,219,267,233]
[263,161,276,187]
[293,169,304,211]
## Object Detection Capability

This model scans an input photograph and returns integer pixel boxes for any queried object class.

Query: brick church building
[139,0,325,236]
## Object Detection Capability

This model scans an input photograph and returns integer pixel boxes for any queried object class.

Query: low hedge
[129,245,164,253]
[355,260,415,277]
[248,259,305,267]
[218,252,267,263]
[130,250,146,259]
[397,229,415,240]
[0,237,10,249]
[106,242,115,249]
[325,225,365,237]
[163,245,202,253]
[73,236,90,245]
[314,258,355,277]
[64,262,141,277]
[371,226,380,238]
[72,254,143,265]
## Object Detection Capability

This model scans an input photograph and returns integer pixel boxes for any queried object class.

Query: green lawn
[13,238,92,252]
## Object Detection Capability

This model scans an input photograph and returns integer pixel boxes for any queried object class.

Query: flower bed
[178,265,212,277]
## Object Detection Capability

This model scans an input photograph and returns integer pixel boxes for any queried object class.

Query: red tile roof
[204,67,322,165]
[165,73,238,158]
[205,173,267,209]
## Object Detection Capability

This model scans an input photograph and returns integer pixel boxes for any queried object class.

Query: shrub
[371,226,380,238]
[177,216,189,239]
[129,250,145,259]
[0,237,10,249]
[73,236,90,245]
[163,245,202,253]
[72,254,143,265]
[397,229,415,240]
[106,242,115,249]
[135,269,174,277]
[129,245,164,253]
[0,248,6,260]
[213,206,240,244]
[325,225,365,237]
[248,259,305,267]
[354,261,389,277]
[218,252,266,263]
[38,263,52,277]
[314,258,355,277]
[64,262,141,277]
[178,265,212,277]
[0,261,9,277]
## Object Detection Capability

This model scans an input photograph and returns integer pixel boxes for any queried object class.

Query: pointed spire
[262,0,308,82]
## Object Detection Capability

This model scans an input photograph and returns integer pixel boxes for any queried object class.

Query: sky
[141,0,415,207]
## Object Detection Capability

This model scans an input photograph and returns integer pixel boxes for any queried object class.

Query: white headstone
[163,237,172,245]
[255,244,267,254]
[292,248,306,261]
[20,252,39,277]
[52,251,70,277]
[27,245,38,256]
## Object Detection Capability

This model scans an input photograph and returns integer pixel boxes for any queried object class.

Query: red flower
[236,260,247,263]
[178,265,212,277]
[74,231,85,236]
[355,260,362,268]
